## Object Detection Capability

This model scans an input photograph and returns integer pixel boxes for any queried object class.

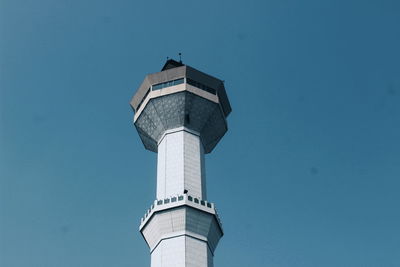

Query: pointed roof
[161,59,184,71]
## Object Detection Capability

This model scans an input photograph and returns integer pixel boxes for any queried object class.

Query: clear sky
[1,0,400,266]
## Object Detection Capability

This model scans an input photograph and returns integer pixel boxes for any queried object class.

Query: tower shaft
[151,235,213,267]
[157,128,206,200]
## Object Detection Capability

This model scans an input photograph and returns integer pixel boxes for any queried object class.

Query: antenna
[178,52,182,63]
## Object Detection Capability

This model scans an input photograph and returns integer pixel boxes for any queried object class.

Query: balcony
[139,194,223,231]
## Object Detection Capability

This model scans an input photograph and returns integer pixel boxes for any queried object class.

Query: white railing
[140,194,222,227]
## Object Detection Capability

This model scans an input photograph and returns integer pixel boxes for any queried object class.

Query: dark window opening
[137,88,150,111]
[186,78,217,95]
[152,78,184,91]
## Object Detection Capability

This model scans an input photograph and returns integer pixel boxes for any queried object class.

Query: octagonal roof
[130,61,231,118]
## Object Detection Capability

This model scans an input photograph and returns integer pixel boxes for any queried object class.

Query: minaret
[131,59,231,267]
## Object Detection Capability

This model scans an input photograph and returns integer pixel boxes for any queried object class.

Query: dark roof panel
[161,59,184,71]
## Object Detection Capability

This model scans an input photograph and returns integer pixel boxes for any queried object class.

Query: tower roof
[161,59,184,71]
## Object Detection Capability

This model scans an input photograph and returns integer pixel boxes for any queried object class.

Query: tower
[131,59,231,267]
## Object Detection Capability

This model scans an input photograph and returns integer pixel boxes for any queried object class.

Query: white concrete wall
[151,236,186,267]
[157,131,185,199]
[152,129,214,267]
[151,236,213,267]
[184,132,206,200]
[157,129,205,200]
[185,236,213,267]
[142,208,186,250]
[141,206,222,253]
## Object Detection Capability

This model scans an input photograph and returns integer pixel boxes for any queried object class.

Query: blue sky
[1,0,400,266]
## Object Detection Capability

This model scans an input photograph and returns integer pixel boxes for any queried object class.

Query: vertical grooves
[164,136,167,198]
[183,130,186,196]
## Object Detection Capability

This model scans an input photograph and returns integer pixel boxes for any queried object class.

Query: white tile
[157,130,205,200]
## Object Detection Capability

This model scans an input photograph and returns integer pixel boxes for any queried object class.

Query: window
[178,196,184,201]
[157,200,163,205]
[152,78,184,91]
[164,199,170,204]
[186,78,217,95]
[200,200,205,206]
[137,88,150,110]
[173,78,184,85]
[206,203,212,208]
[188,196,193,201]
[152,83,163,90]
[171,197,177,202]
[194,198,199,204]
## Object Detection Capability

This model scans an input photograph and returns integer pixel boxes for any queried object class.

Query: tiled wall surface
[145,126,222,267]
[185,236,213,267]
[141,205,222,253]
[151,236,186,267]
[142,208,186,249]
[157,130,205,200]
[150,235,213,267]
[184,131,206,200]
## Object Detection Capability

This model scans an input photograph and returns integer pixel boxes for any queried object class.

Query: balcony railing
[140,194,222,227]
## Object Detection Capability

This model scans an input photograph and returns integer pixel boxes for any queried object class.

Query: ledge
[139,194,223,233]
